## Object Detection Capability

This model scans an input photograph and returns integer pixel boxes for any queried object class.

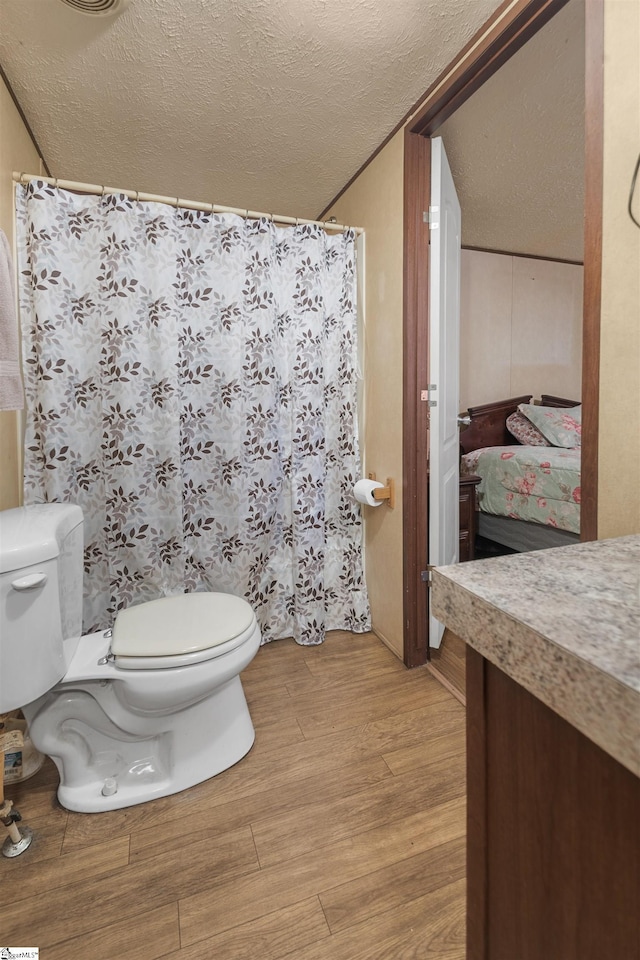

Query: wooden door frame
[402,0,603,667]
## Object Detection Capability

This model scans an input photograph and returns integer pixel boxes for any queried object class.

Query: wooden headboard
[540,394,580,408]
[459,394,580,455]
[459,395,531,455]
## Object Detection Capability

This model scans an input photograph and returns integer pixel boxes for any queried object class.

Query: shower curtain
[16,181,370,645]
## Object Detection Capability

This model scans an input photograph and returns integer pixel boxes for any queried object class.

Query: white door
[428,137,461,649]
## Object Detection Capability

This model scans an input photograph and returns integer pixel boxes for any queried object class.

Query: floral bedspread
[461,445,581,534]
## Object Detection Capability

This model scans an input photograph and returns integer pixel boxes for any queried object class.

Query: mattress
[461,444,581,535]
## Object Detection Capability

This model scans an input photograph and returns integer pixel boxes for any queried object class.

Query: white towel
[0,227,24,410]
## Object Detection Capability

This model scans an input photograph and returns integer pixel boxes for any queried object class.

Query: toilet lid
[111,593,256,658]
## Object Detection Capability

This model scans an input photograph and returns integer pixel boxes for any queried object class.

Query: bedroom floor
[474,535,517,561]
[2,631,467,959]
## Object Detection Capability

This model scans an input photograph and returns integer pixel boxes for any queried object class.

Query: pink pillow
[506,411,550,447]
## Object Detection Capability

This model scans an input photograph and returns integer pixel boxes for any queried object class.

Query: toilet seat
[112,593,258,670]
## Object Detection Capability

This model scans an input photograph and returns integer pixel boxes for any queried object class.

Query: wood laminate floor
[2,631,466,959]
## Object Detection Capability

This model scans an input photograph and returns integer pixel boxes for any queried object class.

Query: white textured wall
[459,250,583,411]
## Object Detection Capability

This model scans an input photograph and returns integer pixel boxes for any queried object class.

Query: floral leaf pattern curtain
[16,181,370,645]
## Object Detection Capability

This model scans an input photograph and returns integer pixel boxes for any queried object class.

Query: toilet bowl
[0,504,261,813]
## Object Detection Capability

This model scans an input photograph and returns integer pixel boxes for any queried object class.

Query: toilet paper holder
[367,473,395,509]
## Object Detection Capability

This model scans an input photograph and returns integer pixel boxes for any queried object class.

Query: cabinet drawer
[459,476,480,562]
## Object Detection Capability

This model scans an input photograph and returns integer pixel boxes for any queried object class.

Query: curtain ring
[176,198,180,208]
[54,178,59,189]
[101,185,106,197]
[135,190,140,203]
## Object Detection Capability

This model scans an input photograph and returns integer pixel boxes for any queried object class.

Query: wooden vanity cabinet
[466,646,640,960]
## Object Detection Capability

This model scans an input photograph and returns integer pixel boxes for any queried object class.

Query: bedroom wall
[598,0,640,538]
[325,130,405,659]
[0,76,44,511]
[460,250,583,411]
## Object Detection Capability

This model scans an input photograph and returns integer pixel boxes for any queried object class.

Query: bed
[459,394,581,553]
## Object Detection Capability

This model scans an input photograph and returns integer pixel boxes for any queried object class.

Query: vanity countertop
[431,535,640,777]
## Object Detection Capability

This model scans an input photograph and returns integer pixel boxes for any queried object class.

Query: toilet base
[25,675,256,813]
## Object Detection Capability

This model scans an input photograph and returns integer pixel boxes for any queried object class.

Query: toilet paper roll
[353,478,384,507]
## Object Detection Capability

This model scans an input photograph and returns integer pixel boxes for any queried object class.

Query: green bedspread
[461,445,581,535]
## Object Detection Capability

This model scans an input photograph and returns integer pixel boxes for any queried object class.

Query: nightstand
[459,475,481,562]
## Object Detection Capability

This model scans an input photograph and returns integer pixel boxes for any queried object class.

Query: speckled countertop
[431,535,640,777]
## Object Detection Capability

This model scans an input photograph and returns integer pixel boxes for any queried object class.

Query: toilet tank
[0,503,84,713]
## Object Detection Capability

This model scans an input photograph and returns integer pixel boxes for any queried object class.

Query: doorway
[402,0,603,667]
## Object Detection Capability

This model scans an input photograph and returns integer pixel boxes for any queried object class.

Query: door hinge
[424,206,439,229]
[421,385,437,406]
[421,565,435,584]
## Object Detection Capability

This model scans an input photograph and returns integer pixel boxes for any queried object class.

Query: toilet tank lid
[0,503,83,573]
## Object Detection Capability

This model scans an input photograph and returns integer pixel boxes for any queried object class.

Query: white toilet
[0,503,261,812]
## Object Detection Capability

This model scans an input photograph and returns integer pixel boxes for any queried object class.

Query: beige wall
[0,77,44,511]
[326,131,405,658]
[598,0,640,538]
[460,250,583,411]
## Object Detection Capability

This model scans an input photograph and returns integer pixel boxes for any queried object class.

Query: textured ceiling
[0,0,584,259]
[0,0,502,219]
[439,0,585,262]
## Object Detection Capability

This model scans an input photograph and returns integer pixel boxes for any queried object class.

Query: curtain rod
[12,172,363,235]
